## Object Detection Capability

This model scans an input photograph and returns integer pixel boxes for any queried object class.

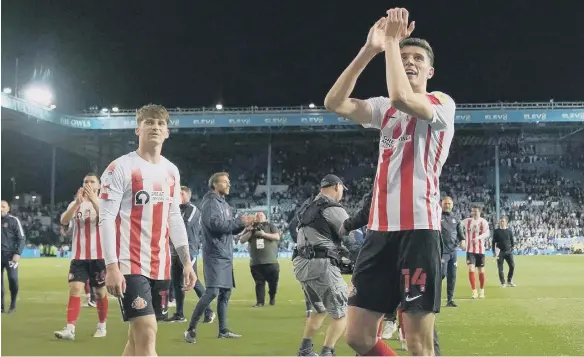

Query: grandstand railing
[80,101,584,117]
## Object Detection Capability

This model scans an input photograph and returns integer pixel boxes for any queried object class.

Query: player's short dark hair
[400,38,435,65]
[85,173,100,182]
[181,186,191,194]
[136,104,169,124]
[471,204,482,211]
[208,172,229,189]
[500,216,508,221]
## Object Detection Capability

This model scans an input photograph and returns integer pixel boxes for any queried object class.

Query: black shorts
[118,274,170,322]
[348,229,442,315]
[466,253,486,268]
[68,259,106,288]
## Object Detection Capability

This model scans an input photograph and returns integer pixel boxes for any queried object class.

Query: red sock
[469,271,476,290]
[364,339,398,356]
[479,272,485,289]
[85,281,90,295]
[97,297,108,323]
[67,296,81,325]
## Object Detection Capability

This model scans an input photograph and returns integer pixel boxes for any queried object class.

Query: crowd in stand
[8,133,584,256]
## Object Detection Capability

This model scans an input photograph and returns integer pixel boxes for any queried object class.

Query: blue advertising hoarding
[2,93,583,130]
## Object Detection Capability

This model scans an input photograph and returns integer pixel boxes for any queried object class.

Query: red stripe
[164,172,176,280]
[399,119,417,230]
[367,175,379,229]
[424,126,433,230]
[381,107,397,129]
[149,182,164,279]
[466,220,471,253]
[432,132,445,228]
[95,217,102,259]
[85,216,91,259]
[75,207,81,260]
[377,150,392,230]
[115,215,121,265]
[130,169,144,275]
[427,94,441,105]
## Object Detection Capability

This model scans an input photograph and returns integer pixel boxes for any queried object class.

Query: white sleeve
[168,170,189,250]
[429,92,456,131]
[478,219,491,240]
[98,161,125,266]
[362,97,388,130]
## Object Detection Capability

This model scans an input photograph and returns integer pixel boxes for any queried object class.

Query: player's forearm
[175,245,192,267]
[239,230,252,243]
[60,203,80,225]
[324,47,377,111]
[262,232,280,241]
[385,38,414,101]
[100,219,119,266]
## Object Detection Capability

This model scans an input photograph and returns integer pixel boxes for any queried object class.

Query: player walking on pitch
[54,174,109,340]
[462,205,491,298]
[325,8,455,356]
[99,104,197,356]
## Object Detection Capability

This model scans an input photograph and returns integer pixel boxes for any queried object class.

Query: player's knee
[345,322,375,352]
[131,316,158,347]
[69,282,84,297]
[95,286,107,300]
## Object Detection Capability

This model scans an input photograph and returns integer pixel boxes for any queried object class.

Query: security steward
[293,174,361,357]
[440,196,466,307]
[1,200,25,313]
[240,212,281,307]
[166,186,215,323]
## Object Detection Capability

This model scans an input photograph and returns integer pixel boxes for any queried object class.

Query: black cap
[320,174,347,190]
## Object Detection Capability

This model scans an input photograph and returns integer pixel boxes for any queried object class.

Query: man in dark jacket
[1,200,25,313]
[167,186,215,323]
[440,196,466,307]
[184,172,257,344]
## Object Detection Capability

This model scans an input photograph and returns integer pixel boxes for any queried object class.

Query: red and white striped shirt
[364,92,456,232]
[461,217,490,254]
[98,151,188,280]
[66,201,103,260]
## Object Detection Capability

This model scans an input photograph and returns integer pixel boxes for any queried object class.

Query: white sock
[66,324,76,331]
[97,322,106,329]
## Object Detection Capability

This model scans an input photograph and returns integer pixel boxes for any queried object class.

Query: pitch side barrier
[2,94,583,130]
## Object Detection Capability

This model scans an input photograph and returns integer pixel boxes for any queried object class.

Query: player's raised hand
[364,17,387,54]
[75,188,85,204]
[106,267,126,298]
[84,184,98,204]
[182,264,197,291]
[385,8,415,41]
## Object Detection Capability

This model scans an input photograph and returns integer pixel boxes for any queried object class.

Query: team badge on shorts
[131,296,148,310]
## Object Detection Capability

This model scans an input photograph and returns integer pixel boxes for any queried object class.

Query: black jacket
[1,214,26,255]
[343,190,372,232]
[440,212,465,254]
[492,228,514,254]
[182,202,202,256]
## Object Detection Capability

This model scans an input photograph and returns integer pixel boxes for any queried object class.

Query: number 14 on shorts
[402,268,427,293]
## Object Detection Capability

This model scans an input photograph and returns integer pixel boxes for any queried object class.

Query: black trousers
[497,251,515,284]
[170,255,212,317]
[1,252,19,310]
[441,251,457,302]
[250,263,280,304]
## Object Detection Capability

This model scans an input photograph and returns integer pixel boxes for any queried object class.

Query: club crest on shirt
[3,223,8,228]
[131,296,148,310]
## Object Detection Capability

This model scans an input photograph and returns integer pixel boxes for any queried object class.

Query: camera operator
[293,174,361,357]
[239,212,281,307]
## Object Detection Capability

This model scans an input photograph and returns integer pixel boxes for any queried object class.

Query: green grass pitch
[2,255,584,356]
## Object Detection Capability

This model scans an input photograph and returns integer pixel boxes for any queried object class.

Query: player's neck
[136,145,162,164]
[411,83,427,94]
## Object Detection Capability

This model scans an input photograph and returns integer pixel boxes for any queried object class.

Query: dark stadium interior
[1,0,584,355]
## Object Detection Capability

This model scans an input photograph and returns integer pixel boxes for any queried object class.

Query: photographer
[240,212,281,307]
